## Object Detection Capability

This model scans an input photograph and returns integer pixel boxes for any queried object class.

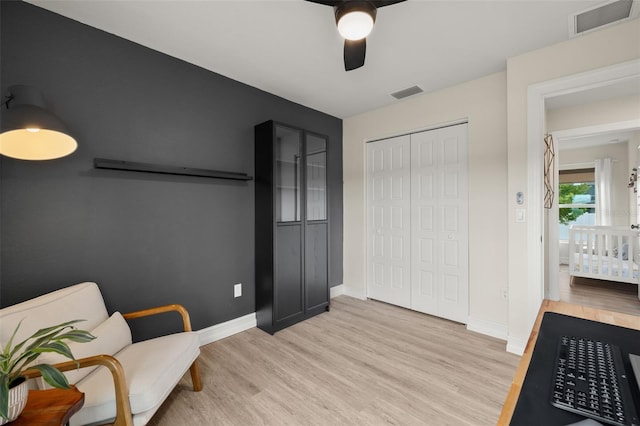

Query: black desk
[510,312,640,425]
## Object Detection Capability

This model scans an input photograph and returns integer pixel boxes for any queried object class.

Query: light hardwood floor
[559,264,640,316]
[149,296,520,426]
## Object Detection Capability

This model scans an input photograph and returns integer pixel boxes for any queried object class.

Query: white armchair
[0,282,202,426]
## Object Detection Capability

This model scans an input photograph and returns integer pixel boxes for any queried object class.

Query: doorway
[550,122,640,315]
[526,59,640,327]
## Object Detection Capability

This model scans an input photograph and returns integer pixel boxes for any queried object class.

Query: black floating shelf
[94,158,253,181]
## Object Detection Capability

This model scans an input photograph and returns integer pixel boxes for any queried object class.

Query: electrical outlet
[234,283,242,298]
[502,288,509,300]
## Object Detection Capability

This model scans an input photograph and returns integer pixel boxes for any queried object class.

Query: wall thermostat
[516,192,524,205]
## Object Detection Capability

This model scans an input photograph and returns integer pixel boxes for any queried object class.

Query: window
[558,168,596,240]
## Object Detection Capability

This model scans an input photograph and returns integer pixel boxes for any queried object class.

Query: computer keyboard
[551,336,640,426]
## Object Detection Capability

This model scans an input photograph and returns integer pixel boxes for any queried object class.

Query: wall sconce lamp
[0,85,77,160]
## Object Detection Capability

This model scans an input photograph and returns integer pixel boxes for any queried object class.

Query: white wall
[342,17,639,351]
[547,95,640,132]
[343,72,509,338]
[506,18,640,352]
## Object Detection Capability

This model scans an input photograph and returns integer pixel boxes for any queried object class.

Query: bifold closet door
[366,135,411,308]
[410,124,468,323]
[366,124,468,324]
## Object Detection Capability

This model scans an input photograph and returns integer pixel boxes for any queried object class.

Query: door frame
[526,59,640,333]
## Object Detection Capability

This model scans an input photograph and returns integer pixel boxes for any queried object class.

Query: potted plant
[0,319,95,423]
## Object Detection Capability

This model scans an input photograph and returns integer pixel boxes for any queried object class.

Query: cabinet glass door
[276,126,302,222]
[306,134,327,221]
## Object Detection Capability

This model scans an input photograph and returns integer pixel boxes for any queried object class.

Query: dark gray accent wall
[0,1,343,340]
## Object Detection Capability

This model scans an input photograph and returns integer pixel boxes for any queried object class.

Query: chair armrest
[122,304,193,332]
[23,354,133,426]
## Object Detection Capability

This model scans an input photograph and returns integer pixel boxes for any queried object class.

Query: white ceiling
[26,0,616,118]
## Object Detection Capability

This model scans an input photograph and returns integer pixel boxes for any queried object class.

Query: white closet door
[366,135,411,308]
[411,125,469,323]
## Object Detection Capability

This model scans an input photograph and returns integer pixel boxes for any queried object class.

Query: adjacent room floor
[559,264,640,316]
[149,296,520,426]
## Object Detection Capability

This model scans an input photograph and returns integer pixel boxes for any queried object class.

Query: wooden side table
[11,385,84,426]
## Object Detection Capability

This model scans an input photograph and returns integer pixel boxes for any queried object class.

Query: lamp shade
[0,85,77,160]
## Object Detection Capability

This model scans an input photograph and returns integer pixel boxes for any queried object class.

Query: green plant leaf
[2,320,22,358]
[56,329,96,343]
[32,364,70,390]
[32,341,74,359]
[4,320,28,361]
[18,329,71,358]
[1,318,92,406]
[7,352,41,381]
[0,380,9,420]
[29,320,85,339]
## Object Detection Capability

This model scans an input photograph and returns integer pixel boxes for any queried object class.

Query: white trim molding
[552,120,640,142]
[330,284,345,298]
[197,312,256,346]
[343,285,367,300]
[507,338,527,356]
[526,58,640,346]
[197,285,353,347]
[466,317,508,341]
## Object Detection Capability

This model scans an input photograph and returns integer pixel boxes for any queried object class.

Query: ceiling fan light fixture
[335,2,377,41]
[338,11,374,40]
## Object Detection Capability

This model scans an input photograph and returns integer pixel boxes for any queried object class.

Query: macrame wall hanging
[544,134,555,209]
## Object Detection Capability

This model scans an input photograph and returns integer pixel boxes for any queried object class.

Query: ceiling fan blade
[307,0,406,6]
[306,0,406,9]
[373,0,407,7]
[304,0,341,6]
[344,38,366,71]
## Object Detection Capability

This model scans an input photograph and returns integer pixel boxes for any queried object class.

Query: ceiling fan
[306,0,407,71]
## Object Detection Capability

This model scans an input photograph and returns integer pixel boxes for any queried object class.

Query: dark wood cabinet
[255,120,329,334]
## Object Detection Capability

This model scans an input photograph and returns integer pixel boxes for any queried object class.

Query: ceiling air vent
[570,0,638,37]
[391,85,423,100]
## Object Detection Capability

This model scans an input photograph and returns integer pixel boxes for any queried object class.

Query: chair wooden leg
[190,360,203,391]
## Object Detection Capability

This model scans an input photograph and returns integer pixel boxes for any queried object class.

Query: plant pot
[0,378,29,425]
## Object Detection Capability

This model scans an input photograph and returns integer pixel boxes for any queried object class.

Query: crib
[568,225,639,285]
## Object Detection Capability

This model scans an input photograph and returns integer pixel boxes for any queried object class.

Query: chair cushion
[70,332,201,426]
[36,312,132,389]
[0,283,108,348]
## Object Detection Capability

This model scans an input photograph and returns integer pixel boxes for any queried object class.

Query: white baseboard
[330,284,345,298]
[197,285,353,346]
[466,317,508,341]
[343,286,367,300]
[197,312,256,346]
[506,336,527,356]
